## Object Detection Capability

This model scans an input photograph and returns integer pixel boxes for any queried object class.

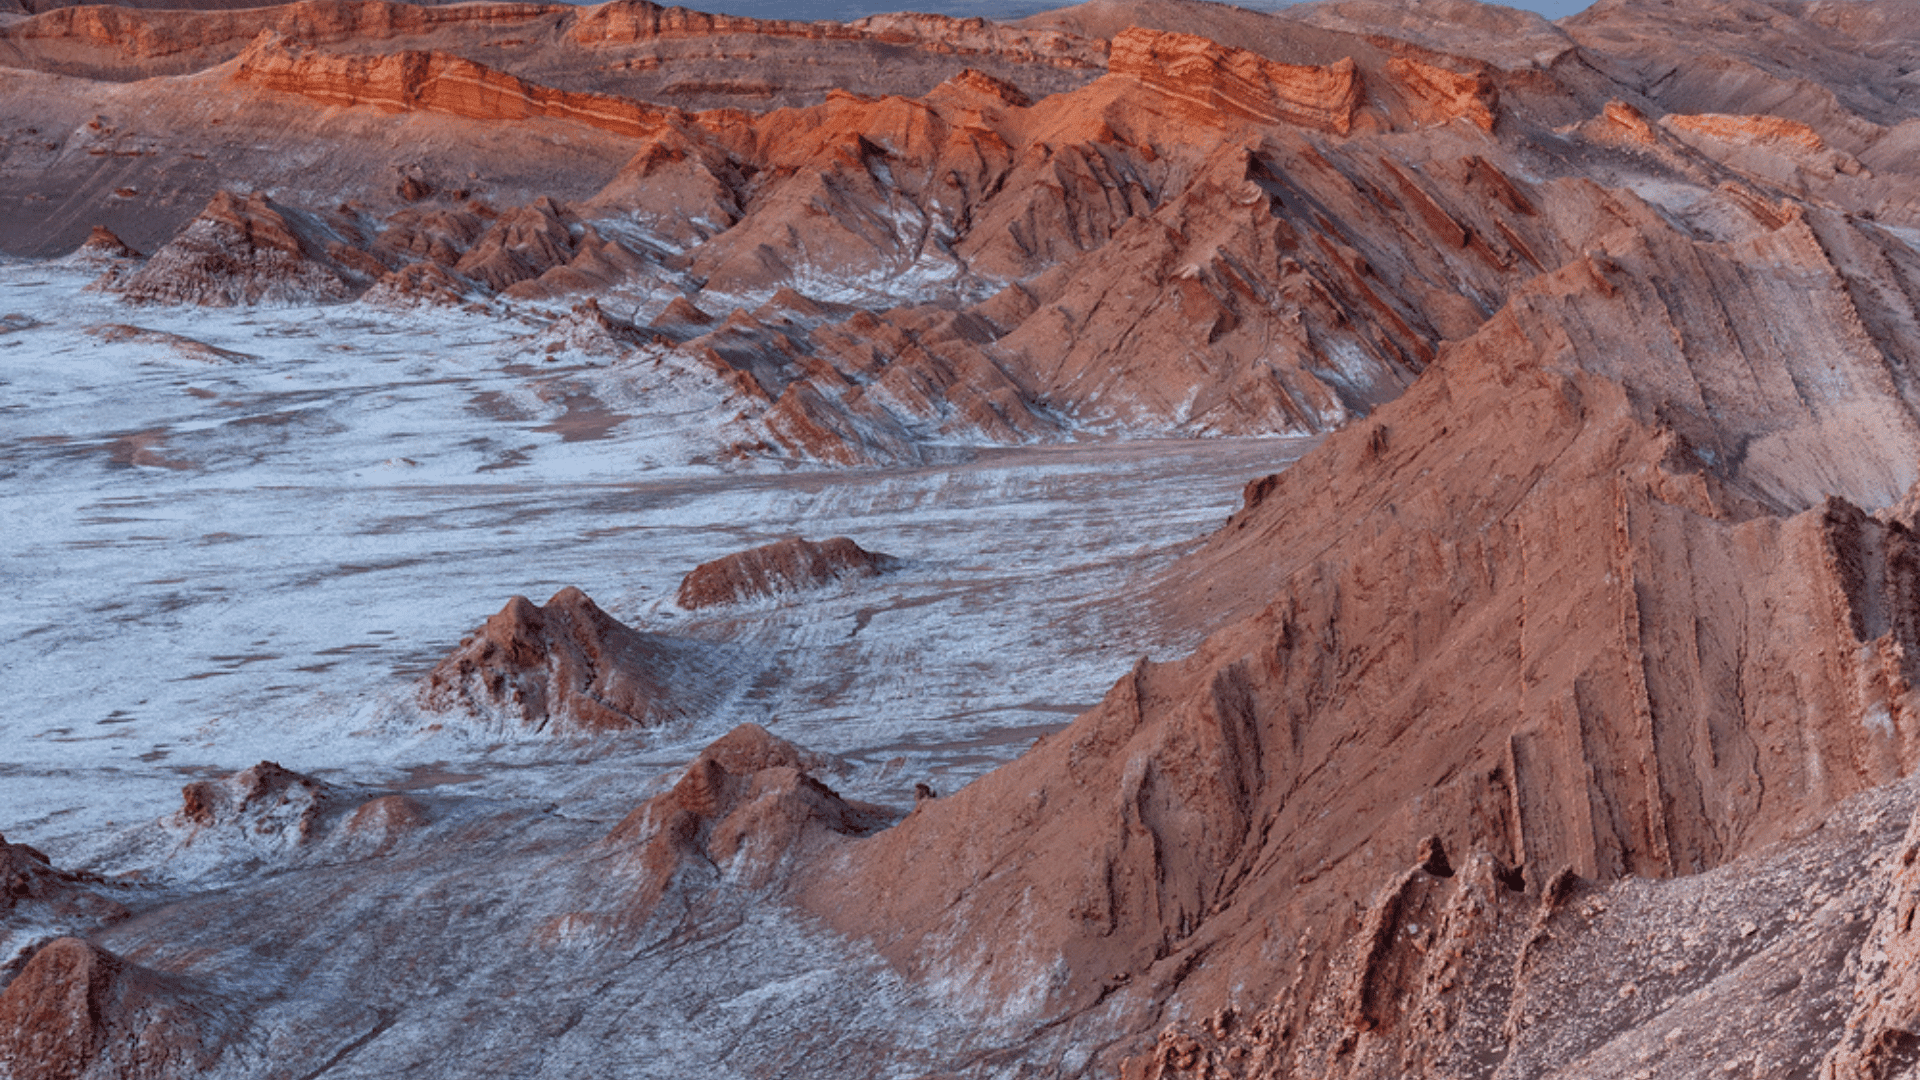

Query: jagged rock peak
[933,66,1033,107]
[422,586,745,733]
[175,760,332,838]
[110,190,358,307]
[73,225,140,260]
[676,536,897,609]
[599,723,888,920]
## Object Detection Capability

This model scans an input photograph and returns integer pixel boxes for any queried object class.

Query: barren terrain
[8,0,1920,1077]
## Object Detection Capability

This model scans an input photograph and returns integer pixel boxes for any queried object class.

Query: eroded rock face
[808,181,1920,1062]
[0,938,231,1080]
[675,536,896,609]
[422,586,747,733]
[109,190,362,306]
[173,761,332,847]
[1107,26,1359,133]
[232,35,689,140]
[598,723,889,924]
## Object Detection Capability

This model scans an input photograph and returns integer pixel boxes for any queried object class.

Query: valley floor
[0,259,1310,870]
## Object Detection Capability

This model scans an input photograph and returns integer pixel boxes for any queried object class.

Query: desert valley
[5,0,1920,1076]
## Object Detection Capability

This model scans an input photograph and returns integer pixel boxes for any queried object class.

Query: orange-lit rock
[676,536,897,609]
[1107,26,1360,134]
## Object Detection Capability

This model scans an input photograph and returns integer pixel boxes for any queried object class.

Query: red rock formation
[421,586,746,733]
[807,191,1920,1059]
[359,261,470,307]
[599,723,889,921]
[452,196,576,292]
[0,938,229,1080]
[571,0,1106,74]
[373,205,483,268]
[1107,26,1360,134]
[647,295,713,337]
[71,225,140,260]
[168,761,334,855]
[1668,111,1829,154]
[231,35,690,140]
[110,190,360,306]
[1385,55,1495,131]
[1663,111,1870,184]
[675,536,896,609]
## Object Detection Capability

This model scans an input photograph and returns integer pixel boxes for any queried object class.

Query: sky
[689,0,1596,23]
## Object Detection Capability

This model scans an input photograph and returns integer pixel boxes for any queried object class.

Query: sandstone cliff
[804,151,1920,1073]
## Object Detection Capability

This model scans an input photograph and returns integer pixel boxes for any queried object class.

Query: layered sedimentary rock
[675,536,896,609]
[0,0,1105,106]
[421,586,748,733]
[110,190,367,306]
[1107,26,1359,133]
[231,35,694,140]
[9,0,1920,1077]
[806,150,1920,1074]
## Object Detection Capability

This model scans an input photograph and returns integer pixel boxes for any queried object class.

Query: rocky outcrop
[0,938,233,1080]
[372,206,483,269]
[1107,27,1360,134]
[571,1,1105,72]
[110,191,361,306]
[171,761,332,848]
[676,537,897,609]
[71,225,139,260]
[1385,55,1495,131]
[421,586,747,734]
[231,36,690,140]
[452,196,575,292]
[598,723,888,923]
[358,261,470,307]
[1663,111,1870,183]
[809,188,1920,1052]
[0,1,564,78]
[525,297,647,358]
